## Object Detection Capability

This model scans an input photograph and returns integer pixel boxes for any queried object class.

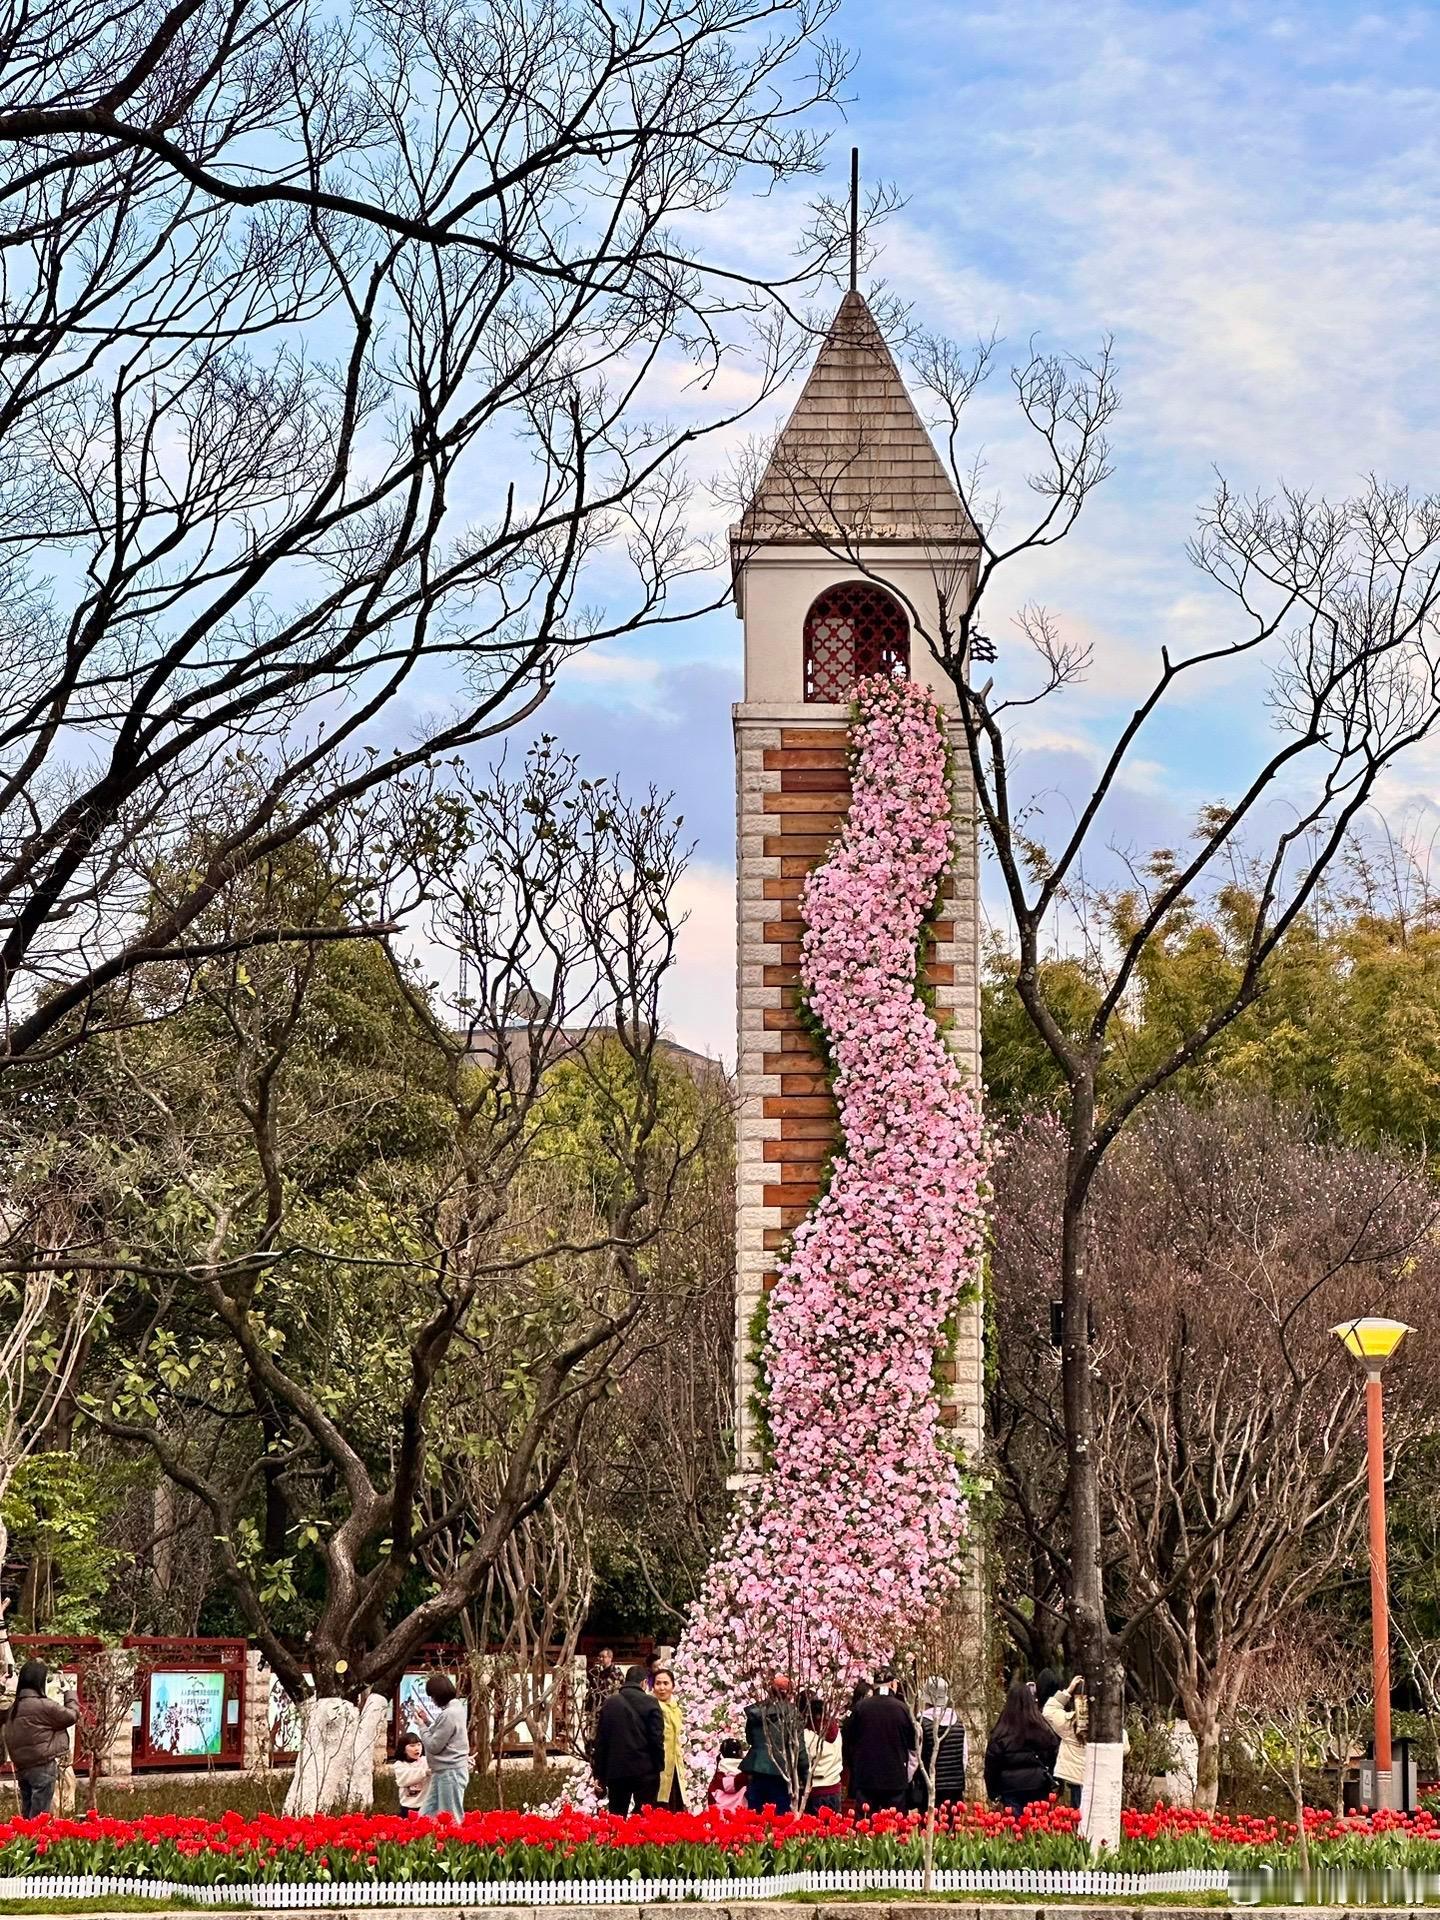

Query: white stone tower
[730,289,984,1484]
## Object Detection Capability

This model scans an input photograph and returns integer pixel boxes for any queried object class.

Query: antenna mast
[848,146,859,292]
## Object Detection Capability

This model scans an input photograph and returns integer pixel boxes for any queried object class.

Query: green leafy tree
[38,746,723,1808]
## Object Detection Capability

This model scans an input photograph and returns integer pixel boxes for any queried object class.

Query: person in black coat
[983,1679,1060,1816]
[593,1665,665,1814]
[842,1672,915,1812]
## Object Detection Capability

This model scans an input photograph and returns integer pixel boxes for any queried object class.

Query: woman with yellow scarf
[652,1669,689,1810]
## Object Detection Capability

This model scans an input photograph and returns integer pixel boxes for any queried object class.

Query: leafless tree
[0,0,861,1070]
[74,1643,151,1810]
[579,1128,734,1628]
[990,1099,1440,1809]
[1233,1624,1368,1857]
[63,746,724,1806]
[752,299,1440,1838]
[436,1484,592,1794]
[892,1596,989,1889]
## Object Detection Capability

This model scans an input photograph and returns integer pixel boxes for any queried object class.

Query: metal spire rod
[848,146,859,292]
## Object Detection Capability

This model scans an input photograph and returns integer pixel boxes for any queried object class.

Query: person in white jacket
[1043,1676,1127,1810]
[392,1729,430,1817]
[1043,1675,1087,1807]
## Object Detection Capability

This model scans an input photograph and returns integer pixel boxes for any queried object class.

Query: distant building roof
[459,1023,721,1088]
[733,290,977,548]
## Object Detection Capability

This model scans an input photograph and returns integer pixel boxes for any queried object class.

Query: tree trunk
[1192,1716,1221,1812]
[1061,1095,1126,1850]
[283,1693,390,1816]
[1292,1744,1310,1885]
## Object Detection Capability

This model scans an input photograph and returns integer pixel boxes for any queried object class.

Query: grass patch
[0,1902,207,1915]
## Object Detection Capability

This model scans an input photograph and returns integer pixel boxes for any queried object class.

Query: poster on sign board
[148,1670,226,1757]
[396,1671,432,1735]
[268,1682,304,1758]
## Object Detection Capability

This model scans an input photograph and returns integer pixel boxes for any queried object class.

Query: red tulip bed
[4,1801,1440,1888]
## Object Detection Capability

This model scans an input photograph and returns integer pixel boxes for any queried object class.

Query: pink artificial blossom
[676,675,985,1780]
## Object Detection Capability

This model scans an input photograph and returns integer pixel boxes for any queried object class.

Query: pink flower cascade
[676,673,985,1774]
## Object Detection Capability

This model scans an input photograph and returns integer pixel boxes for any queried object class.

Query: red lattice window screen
[803,582,910,702]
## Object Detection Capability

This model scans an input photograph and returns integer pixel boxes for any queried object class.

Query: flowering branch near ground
[675,675,985,1773]
[9,1803,1440,1884]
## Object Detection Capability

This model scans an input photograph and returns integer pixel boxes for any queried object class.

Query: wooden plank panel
[759,1032,819,1059]
[778,1072,831,1096]
[774,1116,836,1140]
[763,876,808,900]
[762,1006,807,1031]
[762,1095,833,1117]
[762,791,851,814]
[761,1051,817,1076]
[780,853,828,876]
[780,728,848,749]
[764,1182,821,1209]
[925,962,956,987]
[764,1136,829,1163]
[778,1204,813,1229]
[765,834,836,858]
[763,748,848,772]
[770,812,845,836]
[763,965,801,987]
[778,768,850,794]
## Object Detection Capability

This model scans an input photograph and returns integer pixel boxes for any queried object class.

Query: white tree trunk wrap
[283,1693,390,1816]
[1079,1740,1125,1850]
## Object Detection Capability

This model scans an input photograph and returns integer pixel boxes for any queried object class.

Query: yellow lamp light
[1331,1317,1412,1364]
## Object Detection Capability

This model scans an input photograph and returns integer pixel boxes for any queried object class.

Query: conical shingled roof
[735,290,974,546]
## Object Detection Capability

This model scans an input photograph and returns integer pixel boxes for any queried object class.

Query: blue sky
[513,0,1440,1057]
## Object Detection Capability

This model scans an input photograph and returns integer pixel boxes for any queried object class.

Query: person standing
[741,1674,806,1814]
[586,1648,622,1753]
[392,1729,430,1817]
[593,1663,665,1814]
[414,1673,470,1819]
[1043,1676,1123,1810]
[842,1670,914,1813]
[801,1694,843,1813]
[652,1668,689,1810]
[911,1677,966,1811]
[983,1679,1060,1817]
[1034,1669,1064,1715]
[0,1595,15,1710]
[3,1658,79,1818]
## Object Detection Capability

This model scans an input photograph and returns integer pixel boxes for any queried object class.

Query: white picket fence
[0,1865,1230,1907]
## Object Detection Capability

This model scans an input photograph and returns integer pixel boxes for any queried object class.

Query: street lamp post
[1332,1316,1411,1812]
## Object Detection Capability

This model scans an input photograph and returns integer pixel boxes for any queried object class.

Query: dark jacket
[593,1682,664,1785]
[983,1722,1059,1807]
[742,1697,807,1782]
[843,1689,915,1800]
[4,1687,78,1773]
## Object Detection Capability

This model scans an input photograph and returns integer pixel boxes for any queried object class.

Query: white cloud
[660,861,737,1063]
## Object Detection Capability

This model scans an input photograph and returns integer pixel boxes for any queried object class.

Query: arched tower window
[802,581,910,703]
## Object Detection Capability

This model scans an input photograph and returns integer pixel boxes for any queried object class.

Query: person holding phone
[3,1656,79,1818]
[1043,1674,1100,1809]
